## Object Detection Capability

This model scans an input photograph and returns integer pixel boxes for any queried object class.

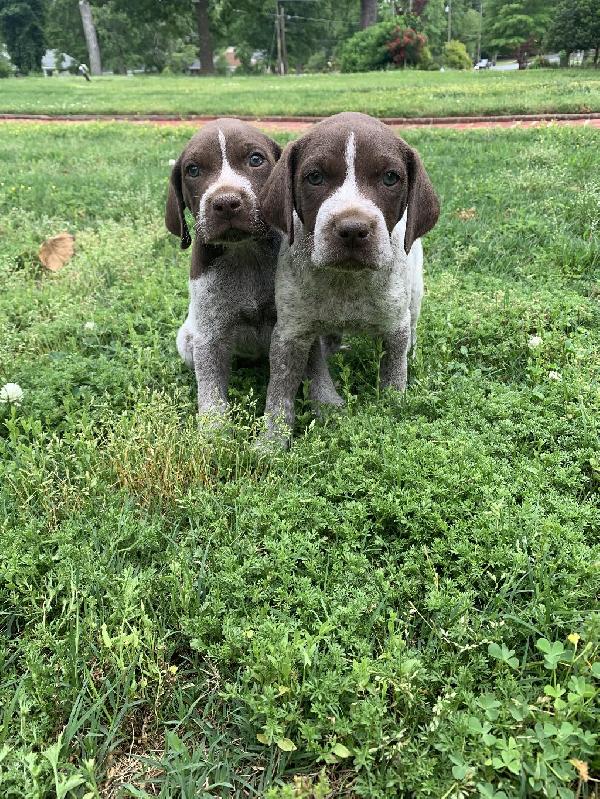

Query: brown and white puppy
[166,118,339,417]
[259,112,440,443]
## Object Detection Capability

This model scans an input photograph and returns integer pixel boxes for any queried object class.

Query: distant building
[41,50,77,76]
[223,46,241,71]
[188,46,241,74]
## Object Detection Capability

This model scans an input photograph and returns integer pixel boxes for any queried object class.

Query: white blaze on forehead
[312,131,393,268]
[344,132,357,189]
[197,128,257,236]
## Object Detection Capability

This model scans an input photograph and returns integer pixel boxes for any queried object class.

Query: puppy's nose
[335,218,371,247]
[212,192,242,219]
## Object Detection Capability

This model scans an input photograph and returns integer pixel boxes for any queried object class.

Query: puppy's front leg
[381,317,411,392]
[263,327,313,445]
[193,334,231,416]
[306,338,344,410]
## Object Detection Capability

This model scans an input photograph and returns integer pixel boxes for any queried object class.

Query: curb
[1,111,600,126]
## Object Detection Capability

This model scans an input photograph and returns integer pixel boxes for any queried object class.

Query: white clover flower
[0,383,24,405]
[548,370,562,381]
[84,321,96,331]
[168,158,177,166]
[528,335,543,349]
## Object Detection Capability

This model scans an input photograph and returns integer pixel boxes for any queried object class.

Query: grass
[1,70,600,118]
[0,121,599,798]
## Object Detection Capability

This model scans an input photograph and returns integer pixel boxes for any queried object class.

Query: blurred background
[0,0,598,80]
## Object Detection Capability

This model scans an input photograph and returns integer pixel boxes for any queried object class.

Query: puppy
[166,118,338,418]
[259,111,440,442]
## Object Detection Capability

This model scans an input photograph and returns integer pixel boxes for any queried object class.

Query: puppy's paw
[252,430,290,454]
[309,381,344,409]
[197,404,230,436]
[252,414,292,453]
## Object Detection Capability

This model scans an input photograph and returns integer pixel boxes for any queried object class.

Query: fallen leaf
[39,232,75,272]
[457,208,476,221]
[570,758,588,782]
[276,737,297,752]
[332,742,351,759]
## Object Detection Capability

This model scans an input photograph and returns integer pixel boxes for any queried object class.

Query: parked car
[474,58,490,69]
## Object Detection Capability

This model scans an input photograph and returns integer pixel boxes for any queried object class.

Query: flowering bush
[339,19,429,72]
[386,27,428,68]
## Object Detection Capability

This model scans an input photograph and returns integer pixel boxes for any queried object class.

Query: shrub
[340,19,431,72]
[305,50,331,73]
[530,56,560,69]
[339,19,400,72]
[443,39,472,69]
[417,44,436,70]
[386,27,427,67]
[163,41,197,74]
[0,51,12,77]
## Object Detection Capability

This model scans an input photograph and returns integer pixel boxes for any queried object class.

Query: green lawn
[0,122,599,798]
[1,70,600,118]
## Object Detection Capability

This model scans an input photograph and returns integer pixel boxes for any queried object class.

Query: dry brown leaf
[457,208,477,221]
[570,758,589,782]
[39,232,75,272]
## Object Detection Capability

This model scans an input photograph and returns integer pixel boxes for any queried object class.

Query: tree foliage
[2,0,586,74]
[484,0,554,66]
[546,0,600,61]
[0,0,46,73]
[339,19,402,72]
[443,38,472,67]
[340,17,432,71]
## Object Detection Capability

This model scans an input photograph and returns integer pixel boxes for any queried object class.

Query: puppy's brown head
[260,112,439,268]
[165,118,281,250]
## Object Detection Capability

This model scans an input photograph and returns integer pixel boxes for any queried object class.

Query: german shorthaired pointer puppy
[166,118,337,418]
[259,112,440,443]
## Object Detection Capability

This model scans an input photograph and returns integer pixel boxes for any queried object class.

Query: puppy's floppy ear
[267,136,282,161]
[259,140,296,245]
[401,144,440,254]
[165,156,192,250]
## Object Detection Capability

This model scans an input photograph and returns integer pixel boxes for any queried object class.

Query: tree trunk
[360,0,377,29]
[78,1,102,76]
[594,45,599,66]
[194,0,214,75]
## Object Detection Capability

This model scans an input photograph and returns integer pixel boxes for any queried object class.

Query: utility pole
[476,0,483,62]
[445,0,452,43]
[280,5,288,74]
[275,1,288,75]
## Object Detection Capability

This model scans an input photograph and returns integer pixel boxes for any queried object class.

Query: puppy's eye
[307,170,324,186]
[248,152,265,167]
[383,170,400,187]
[186,164,200,178]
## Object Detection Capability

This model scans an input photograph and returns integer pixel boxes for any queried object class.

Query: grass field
[1,70,600,118]
[1,121,599,798]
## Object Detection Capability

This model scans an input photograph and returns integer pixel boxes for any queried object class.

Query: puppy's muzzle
[325,212,379,269]
[334,216,372,249]
[201,185,261,244]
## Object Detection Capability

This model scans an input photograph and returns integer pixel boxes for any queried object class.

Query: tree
[0,0,46,73]
[192,0,214,73]
[214,0,359,73]
[46,0,88,64]
[484,0,554,68]
[546,0,600,66]
[79,0,102,74]
[360,0,377,28]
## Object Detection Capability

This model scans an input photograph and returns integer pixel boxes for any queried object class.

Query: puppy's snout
[212,192,243,219]
[335,217,372,247]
